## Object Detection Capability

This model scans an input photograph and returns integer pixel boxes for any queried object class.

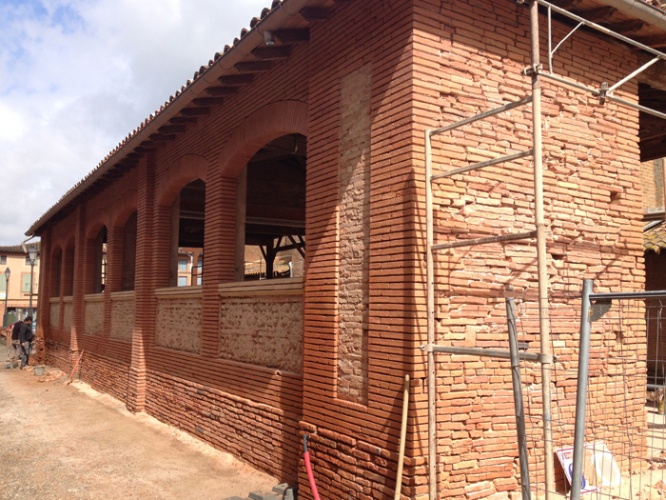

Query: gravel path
[0,343,277,499]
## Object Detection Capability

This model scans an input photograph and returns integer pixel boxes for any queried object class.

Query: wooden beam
[158,125,187,134]
[606,19,645,35]
[169,116,199,124]
[180,107,210,116]
[149,133,176,142]
[192,97,225,106]
[251,46,291,60]
[234,61,274,72]
[635,34,666,48]
[218,74,255,85]
[206,86,240,96]
[273,28,310,43]
[299,7,331,20]
[579,6,616,22]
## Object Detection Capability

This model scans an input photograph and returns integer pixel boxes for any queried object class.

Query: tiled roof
[25,0,666,236]
[0,242,40,254]
[645,221,666,253]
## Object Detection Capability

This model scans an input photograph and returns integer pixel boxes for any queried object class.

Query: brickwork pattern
[641,158,664,212]
[219,296,303,373]
[79,351,131,404]
[145,371,301,483]
[414,0,646,496]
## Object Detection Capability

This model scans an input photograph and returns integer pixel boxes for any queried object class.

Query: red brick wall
[37,0,651,498]
[414,0,645,497]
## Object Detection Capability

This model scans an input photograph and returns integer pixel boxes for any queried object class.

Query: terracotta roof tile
[645,221,666,253]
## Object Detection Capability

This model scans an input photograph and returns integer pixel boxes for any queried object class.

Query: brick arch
[218,100,308,177]
[156,154,210,207]
[111,191,138,228]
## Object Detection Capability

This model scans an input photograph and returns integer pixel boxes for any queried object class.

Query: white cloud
[0,0,269,246]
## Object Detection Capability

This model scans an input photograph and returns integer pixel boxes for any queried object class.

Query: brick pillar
[201,171,238,357]
[71,205,87,358]
[37,229,52,341]
[127,154,156,412]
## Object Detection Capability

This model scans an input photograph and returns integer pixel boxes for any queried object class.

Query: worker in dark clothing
[7,320,23,366]
[17,316,34,369]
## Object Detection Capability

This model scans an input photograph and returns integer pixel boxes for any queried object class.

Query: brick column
[127,154,156,412]
[201,171,238,357]
[71,205,87,357]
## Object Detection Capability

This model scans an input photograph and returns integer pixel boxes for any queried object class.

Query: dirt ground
[0,343,279,500]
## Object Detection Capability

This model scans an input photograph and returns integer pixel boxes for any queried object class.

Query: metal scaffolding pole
[529,1,556,495]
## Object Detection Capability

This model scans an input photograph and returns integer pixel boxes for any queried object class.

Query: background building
[0,243,40,329]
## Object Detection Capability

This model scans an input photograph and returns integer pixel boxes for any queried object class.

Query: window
[21,274,32,293]
[0,255,6,265]
[178,258,189,271]
[177,276,188,287]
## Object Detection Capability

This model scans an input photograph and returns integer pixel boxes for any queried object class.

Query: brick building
[26,0,666,498]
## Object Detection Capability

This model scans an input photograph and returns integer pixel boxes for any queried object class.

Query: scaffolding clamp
[598,82,608,105]
[521,64,542,77]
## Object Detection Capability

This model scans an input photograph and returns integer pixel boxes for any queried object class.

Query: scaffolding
[423,1,666,499]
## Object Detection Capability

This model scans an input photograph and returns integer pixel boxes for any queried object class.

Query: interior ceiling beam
[251,46,291,60]
[641,129,666,142]
[206,86,240,96]
[274,28,310,43]
[299,7,331,20]
[218,74,255,85]
[235,61,274,72]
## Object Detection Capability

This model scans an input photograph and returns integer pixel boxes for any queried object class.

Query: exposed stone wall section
[49,301,60,328]
[110,295,135,341]
[219,296,302,373]
[336,64,371,405]
[155,297,201,353]
[63,301,73,330]
[84,299,104,336]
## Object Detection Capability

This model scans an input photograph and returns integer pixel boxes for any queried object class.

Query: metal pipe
[426,344,542,362]
[428,96,532,136]
[430,150,533,181]
[530,1,555,496]
[571,280,594,500]
[432,230,536,251]
[506,298,531,500]
[536,0,666,59]
[425,129,437,500]
[394,374,410,500]
[589,289,666,300]
[606,57,661,94]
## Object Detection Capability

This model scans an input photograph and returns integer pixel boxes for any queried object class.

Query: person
[8,321,22,365]
[17,316,34,369]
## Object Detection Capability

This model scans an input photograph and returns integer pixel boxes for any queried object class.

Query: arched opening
[242,134,306,281]
[63,238,75,297]
[172,179,205,287]
[92,226,107,294]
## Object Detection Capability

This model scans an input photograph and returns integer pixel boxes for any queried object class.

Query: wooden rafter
[235,61,274,72]
[299,7,330,20]
[193,97,225,107]
[274,28,310,43]
[206,86,240,96]
[218,74,255,85]
[251,46,291,60]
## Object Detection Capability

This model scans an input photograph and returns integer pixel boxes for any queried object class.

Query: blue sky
[0,0,269,245]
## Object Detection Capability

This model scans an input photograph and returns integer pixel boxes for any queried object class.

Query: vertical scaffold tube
[425,129,437,500]
[529,1,555,496]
